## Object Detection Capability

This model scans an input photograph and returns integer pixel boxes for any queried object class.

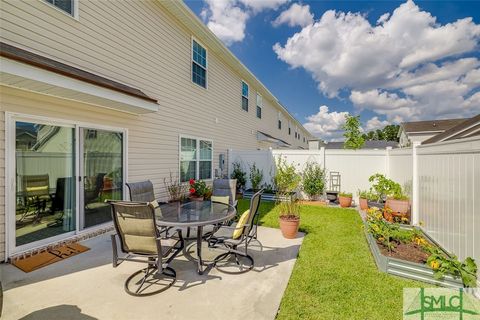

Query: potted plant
[249,163,263,191]
[188,179,208,201]
[164,172,186,202]
[368,173,400,208]
[338,192,353,207]
[231,161,246,196]
[385,187,410,216]
[302,162,326,201]
[357,189,369,210]
[275,158,302,239]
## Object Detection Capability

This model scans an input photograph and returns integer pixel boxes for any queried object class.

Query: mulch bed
[378,241,429,264]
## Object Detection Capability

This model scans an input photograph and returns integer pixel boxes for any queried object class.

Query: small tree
[343,114,365,149]
[230,162,246,191]
[302,162,326,200]
[249,163,263,191]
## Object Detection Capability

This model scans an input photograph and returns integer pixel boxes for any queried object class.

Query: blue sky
[185,0,480,140]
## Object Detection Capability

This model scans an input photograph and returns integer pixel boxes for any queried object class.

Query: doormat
[12,243,90,273]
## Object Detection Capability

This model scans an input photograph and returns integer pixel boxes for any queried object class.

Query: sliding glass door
[14,121,76,247]
[80,128,123,229]
[9,115,126,254]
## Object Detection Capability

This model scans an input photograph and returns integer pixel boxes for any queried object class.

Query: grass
[237,200,427,320]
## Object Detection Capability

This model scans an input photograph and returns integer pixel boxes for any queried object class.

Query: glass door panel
[81,128,123,229]
[15,121,76,247]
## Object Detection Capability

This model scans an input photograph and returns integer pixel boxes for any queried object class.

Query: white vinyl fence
[228,136,480,265]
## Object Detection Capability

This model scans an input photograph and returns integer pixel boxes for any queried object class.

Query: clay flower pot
[279,216,300,239]
[189,196,204,201]
[339,196,352,208]
[385,199,410,214]
[359,198,368,210]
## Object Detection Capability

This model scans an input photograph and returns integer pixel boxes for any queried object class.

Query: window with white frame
[242,81,249,111]
[256,93,262,118]
[44,0,75,16]
[277,112,282,130]
[192,39,207,88]
[180,137,212,182]
[288,121,291,135]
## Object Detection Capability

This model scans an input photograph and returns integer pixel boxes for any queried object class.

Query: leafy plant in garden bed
[249,163,263,191]
[302,162,325,200]
[365,207,478,287]
[230,161,246,192]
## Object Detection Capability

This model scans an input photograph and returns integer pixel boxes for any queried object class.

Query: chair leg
[111,234,119,268]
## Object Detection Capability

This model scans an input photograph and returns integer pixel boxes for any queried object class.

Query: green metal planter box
[364,223,464,288]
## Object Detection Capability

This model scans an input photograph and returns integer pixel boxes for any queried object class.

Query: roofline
[423,114,480,144]
[0,42,157,103]
[159,1,314,139]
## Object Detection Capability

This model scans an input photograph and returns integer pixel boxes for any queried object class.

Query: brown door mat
[12,243,90,273]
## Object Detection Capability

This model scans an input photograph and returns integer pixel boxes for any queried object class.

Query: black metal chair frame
[208,190,263,273]
[108,201,184,297]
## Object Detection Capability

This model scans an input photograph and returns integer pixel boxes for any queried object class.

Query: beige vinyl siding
[0,0,310,258]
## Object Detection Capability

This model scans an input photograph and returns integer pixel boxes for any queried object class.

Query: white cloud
[239,0,289,13]
[303,105,348,141]
[273,3,314,28]
[201,0,249,45]
[365,117,390,131]
[201,0,289,44]
[274,0,480,121]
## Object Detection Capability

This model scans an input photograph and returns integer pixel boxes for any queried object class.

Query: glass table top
[156,201,236,227]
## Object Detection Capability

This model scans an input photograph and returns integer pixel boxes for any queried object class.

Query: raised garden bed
[364,222,464,288]
[243,189,296,202]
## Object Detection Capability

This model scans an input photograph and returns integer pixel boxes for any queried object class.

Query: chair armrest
[217,224,250,230]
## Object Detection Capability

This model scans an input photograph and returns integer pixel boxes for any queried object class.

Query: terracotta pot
[339,196,352,208]
[359,198,368,210]
[189,196,204,201]
[383,210,394,222]
[279,216,300,239]
[385,199,410,214]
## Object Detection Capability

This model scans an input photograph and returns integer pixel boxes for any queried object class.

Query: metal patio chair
[108,201,184,296]
[208,190,262,273]
[19,174,51,224]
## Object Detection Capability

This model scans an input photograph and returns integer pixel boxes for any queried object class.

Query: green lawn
[237,200,426,320]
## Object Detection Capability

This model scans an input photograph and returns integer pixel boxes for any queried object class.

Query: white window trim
[179,135,213,183]
[5,112,128,257]
[241,80,249,111]
[40,0,79,20]
[191,36,208,89]
[256,93,262,118]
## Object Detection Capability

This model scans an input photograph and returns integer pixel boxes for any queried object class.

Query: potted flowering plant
[188,179,208,201]
[338,192,353,207]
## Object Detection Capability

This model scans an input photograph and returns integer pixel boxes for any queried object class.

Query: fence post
[412,141,421,225]
[385,146,392,178]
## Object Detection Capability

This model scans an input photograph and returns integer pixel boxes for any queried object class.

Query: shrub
[302,162,326,200]
[231,161,246,191]
[368,173,402,202]
[249,163,263,191]
[274,157,301,196]
[343,114,365,149]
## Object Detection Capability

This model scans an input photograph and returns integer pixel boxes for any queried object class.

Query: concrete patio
[1,226,303,320]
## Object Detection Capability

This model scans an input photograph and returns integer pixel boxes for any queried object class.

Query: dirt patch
[299,200,327,206]
[378,241,429,264]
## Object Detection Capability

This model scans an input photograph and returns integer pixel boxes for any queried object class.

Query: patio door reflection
[80,128,124,229]
[15,121,76,247]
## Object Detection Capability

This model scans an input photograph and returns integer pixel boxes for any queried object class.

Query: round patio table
[156,201,236,275]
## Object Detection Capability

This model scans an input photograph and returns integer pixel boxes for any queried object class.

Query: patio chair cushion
[232,209,249,239]
[211,196,229,205]
[117,213,157,254]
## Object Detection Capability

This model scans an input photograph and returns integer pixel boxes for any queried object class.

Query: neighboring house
[398,118,467,147]
[0,0,313,260]
[423,114,480,144]
[324,140,399,149]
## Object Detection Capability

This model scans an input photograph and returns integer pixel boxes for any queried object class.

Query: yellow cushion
[211,196,230,205]
[26,186,49,192]
[232,210,249,239]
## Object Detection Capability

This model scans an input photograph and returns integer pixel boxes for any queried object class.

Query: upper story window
[44,0,75,16]
[256,93,262,119]
[192,39,207,88]
[242,81,249,111]
[288,121,291,135]
[278,112,282,130]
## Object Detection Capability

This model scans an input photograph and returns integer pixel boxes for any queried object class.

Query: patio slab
[1,226,303,320]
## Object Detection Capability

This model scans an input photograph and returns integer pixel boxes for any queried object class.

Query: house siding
[0,0,310,259]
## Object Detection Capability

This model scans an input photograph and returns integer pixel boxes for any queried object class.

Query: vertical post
[386,146,392,178]
[412,141,421,225]
[320,146,326,197]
